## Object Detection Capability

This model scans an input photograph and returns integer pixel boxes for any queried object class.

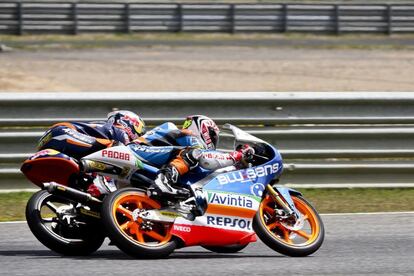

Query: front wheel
[101,188,177,259]
[253,194,324,257]
[25,190,105,256]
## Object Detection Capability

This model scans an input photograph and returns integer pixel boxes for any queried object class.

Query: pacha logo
[102,150,130,161]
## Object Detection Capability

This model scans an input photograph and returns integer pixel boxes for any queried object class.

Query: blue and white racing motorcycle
[95,124,325,258]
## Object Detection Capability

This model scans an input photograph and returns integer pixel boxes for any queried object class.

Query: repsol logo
[217,164,279,185]
[173,225,191,232]
[206,216,252,231]
[102,150,130,161]
[210,193,253,208]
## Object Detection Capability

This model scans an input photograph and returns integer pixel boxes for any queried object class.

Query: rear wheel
[202,244,248,253]
[101,188,177,259]
[25,190,105,256]
[253,194,324,257]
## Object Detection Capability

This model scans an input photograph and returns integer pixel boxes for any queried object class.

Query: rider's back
[37,121,125,160]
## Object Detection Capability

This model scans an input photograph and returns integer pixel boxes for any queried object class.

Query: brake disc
[280,214,305,231]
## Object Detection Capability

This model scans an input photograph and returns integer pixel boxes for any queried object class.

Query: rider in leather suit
[132,115,254,219]
[37,110,146,195]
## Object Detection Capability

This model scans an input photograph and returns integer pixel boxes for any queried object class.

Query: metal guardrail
[1,1,414,35]
[1,92,414,189]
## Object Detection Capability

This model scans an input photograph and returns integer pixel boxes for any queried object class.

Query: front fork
[265,184,300,219]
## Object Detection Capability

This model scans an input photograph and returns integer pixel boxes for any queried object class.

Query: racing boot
[87,174,117,198]
[173,184,208,221]
[148,166,190,200]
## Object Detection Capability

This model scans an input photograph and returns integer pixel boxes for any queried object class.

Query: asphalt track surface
[0,213,413,276]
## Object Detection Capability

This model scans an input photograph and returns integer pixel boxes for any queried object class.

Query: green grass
[300,188,414,213]
[0,192,33,222]
[1,188,413,222]
[2,33,414,51]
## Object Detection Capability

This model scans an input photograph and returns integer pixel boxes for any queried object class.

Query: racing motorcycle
[21,124,324,257]
[21,148,107,256]
[94,124,324,258]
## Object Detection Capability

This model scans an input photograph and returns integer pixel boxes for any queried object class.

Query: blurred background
[1,0,414,91]
[0,2,413,274]
[0,0,413,217]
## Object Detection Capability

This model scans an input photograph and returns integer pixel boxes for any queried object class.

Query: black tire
[101,188,177,259]
[25,190,105,256]
[202,244,248,253]
[253,195,324,257]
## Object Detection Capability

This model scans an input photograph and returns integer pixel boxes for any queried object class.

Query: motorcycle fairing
[274,185,302,216]
[169,125,301,247]
[21,149,79,187]
[171,140,283,246]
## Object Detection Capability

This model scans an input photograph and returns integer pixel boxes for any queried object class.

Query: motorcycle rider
[132,115,254,219]
[37,110,146,195]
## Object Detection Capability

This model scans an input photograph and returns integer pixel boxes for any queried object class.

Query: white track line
[0,189,39,194]
[320,211,414,216]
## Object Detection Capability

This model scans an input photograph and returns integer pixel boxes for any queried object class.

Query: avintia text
[210,193,253,208]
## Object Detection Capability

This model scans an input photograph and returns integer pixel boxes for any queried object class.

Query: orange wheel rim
[112,192,173,247]
[260,195,320,246]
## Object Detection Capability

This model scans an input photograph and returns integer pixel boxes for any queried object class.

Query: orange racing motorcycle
[21,124,324,257]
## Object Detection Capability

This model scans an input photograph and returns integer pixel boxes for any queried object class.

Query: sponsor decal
[30,149,60,160]
[119,167,131,178]
[37,132,53,149]
[63,128,94,144]
[135,159,144,169]
[80,208,101,219]
[131,144,172,153]
[160,211,181,218]
[182,118,192,129]
[173,225,191,232]
[203,152,233,161]
[250,183,265,197]
[206,216,252,231]
[88,160,106,171]
[217,163,279,185]
[102,150,130,161]
[209,193,253,208]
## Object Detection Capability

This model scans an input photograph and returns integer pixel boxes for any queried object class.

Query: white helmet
[182,115,219,150]
[107,110,146,141]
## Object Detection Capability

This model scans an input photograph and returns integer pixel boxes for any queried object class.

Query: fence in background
[1,2,414,35]
[1,92,414,190]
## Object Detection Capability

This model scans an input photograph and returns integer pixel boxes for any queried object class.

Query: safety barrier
[1,92,414,189]
[1,1,414,35]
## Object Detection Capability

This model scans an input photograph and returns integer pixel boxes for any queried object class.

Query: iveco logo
[173,225,191,232]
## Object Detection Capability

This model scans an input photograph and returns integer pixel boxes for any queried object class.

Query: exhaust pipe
[43,182,102,205]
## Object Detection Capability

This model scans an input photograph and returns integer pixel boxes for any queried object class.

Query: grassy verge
[1,188,413,222]
[0,192,33,222]
[2,33,414,51]
[300,188,414,213]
